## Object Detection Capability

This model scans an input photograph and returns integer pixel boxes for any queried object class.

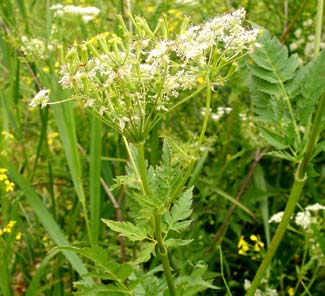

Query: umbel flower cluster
[32,9,259,142]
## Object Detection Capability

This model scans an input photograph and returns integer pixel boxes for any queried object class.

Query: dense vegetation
[0,0,324,295]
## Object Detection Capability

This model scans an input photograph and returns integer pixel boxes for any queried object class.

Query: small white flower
[50,4,100,21]
[268,211,284,224]
[30,89,50,108]
[244,279,251,290]
[306,203,325,212]
[265,287,278,296]
[295,211,311,229]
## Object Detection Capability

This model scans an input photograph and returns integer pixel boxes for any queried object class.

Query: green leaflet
[301,50,325,101]
[133,242,156,265]
[249,30,299,125]
[250,31,299,82]
[164,187,193,233]
[102,219,149,241]
[258,126,288,150]
[54,246,132,293]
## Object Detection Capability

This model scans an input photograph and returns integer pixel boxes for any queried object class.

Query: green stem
[245,173,305,296]
[135,141,151,195]
[246,92,325,296]
[154,213,177,296]
[133,142,176,296]
[171,77,211,201]
[246,2,324,292]
[314,0,324,58]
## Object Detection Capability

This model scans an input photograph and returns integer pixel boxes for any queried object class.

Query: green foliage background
[0,0,324,295]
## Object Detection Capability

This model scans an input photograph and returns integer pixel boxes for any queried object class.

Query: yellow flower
[0,172,8,181]
[15,232,22,240]
[250,234,258,241]
[238,235,249,255]
[197,77,205,85]
[47,132,59,146]
[250,234,265,251]
[1,220,16,234]
[1,131,14,140]
[288,287,294,296]
[0,168,7,174]
[4,180,15,192]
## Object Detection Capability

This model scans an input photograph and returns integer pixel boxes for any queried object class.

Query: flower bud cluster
[57,9,259,141]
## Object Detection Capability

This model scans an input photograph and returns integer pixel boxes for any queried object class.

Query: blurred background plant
[0,0,324,295]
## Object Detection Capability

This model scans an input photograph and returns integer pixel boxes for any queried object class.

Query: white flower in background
[176,0,199,5]
[50,4,100,22]
[306,203,325,212]
[30,89,50,108]
[268,211,284,224]
[21,36,56,60]
[295,210,311,229]
[244,279,278,296]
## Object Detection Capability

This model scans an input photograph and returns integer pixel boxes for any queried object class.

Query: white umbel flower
[295,211,311,229]
[306,203,325,212]
[268,211,284,224]
[30,89,50,108]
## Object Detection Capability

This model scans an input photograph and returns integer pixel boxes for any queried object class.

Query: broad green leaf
[102,219,148,241]
[302,50,325,101]
[258,126,288,149]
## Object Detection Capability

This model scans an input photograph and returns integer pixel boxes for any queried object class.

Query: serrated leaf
[259,126,287,149]
[302,50,325,101]
[170,220,192,232]
[250,31,299,80]
[53,246,132,286]
[249,30,300,126]
[165,238,193,248]
[102,219,148,241]
[251,76,282,95]
[267,151,298,162]
[171,187,193,221]
[75,283,130,296]
[133,242,156,265]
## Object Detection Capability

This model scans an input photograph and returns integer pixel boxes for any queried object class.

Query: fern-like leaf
[248,30,299,124]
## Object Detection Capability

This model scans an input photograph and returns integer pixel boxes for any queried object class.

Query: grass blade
[89,114,103,244]
[0,157,93,285]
